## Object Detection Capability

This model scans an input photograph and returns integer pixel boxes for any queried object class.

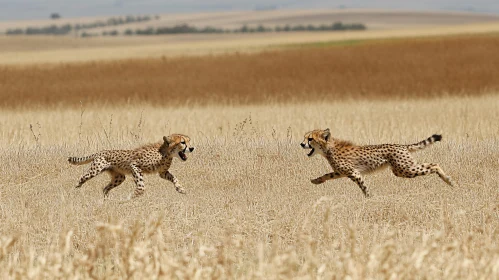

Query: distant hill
[0,0,498,21]
[2,9,499,36]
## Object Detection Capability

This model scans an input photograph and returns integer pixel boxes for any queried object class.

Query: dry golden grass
[0,95,498,278]
[1,35,498,278]
[1,34,499,109]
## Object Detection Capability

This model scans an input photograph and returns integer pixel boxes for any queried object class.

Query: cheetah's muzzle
[300,142,315,157]
[179,151,187,161]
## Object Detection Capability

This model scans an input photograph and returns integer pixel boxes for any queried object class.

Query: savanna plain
[1,34,499,279]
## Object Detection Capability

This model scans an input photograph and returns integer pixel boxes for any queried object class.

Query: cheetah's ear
[323,128,331,141]
[163,136,170,145]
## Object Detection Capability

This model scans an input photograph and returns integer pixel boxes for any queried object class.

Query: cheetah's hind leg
[103,170,126,198]
[75,157,109,188]
[393,162,454,186]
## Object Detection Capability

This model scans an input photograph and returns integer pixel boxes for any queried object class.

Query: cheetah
[68,134,195,199]
[301,128,453,197]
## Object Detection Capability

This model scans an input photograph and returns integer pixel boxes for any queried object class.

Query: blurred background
[2,0,499,66]
[2,0,499,20]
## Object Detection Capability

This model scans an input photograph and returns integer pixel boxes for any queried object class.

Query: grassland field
[0,32,498,279]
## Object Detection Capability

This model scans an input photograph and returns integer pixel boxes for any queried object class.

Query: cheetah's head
[300,128,330,157]
[162,134,195,161]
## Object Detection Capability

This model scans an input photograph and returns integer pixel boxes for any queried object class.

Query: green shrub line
[118,22,366,37]
[7,21,366,37]
[5,15,158,36]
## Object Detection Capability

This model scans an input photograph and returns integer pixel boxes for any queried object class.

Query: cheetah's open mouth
[179,151,187,161]
[307,148,315,157]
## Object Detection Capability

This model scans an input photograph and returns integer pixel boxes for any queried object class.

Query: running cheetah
[301,128,453,197]
[68,134,195,199]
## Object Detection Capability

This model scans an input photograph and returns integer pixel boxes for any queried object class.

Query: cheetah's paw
[311,178,324,185]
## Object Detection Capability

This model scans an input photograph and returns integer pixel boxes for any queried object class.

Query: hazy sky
[1,0,498,21]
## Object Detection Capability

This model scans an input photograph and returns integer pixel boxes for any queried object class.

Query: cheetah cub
[301,128,453,197]
[68,134,195,199]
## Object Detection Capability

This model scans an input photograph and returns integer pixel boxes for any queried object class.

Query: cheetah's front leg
[129,164,145,199]
[347,171,370,198]
[311,172,345,184]
[160,171,186,194]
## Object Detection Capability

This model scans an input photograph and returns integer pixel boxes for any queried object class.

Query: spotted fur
[68,134,195,199]
[301,129,453,197]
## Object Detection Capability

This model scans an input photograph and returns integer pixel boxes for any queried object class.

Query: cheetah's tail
[68,154,95,165]
[407,134,442,152]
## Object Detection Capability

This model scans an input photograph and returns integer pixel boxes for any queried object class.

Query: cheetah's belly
[135,157,172,174]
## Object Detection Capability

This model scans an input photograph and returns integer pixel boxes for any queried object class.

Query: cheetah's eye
[308,138,313,142]
[181,141,186,144]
